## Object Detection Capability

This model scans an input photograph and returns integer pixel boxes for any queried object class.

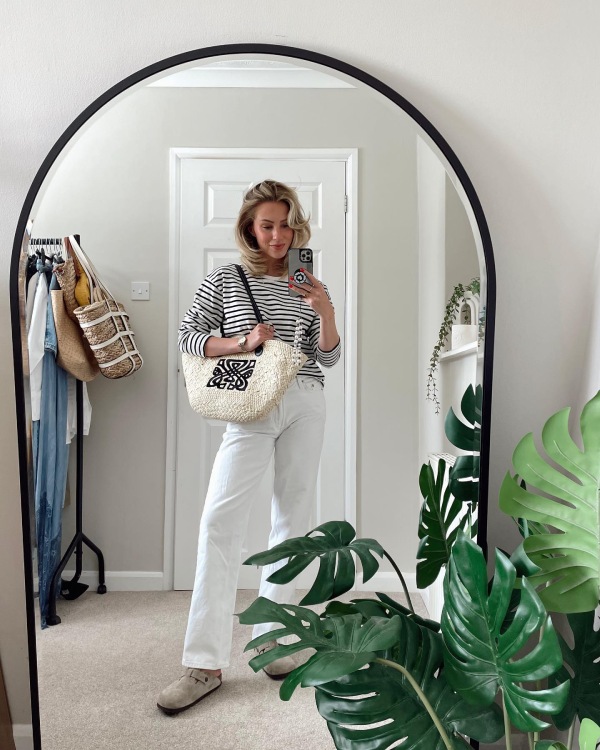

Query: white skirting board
[60,570,164,591]
[424,569,445,622]
[355,571,439,620]
[13,724,33,750]
[354,571,418,595]
[45,570,420,597]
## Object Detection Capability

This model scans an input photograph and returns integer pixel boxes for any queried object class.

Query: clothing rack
[26,238,64,281]
[31,233,107,626]
[46,380,106,625]
[29,237,64,260]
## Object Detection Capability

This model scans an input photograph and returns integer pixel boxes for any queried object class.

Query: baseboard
[55,570,417,597]
[419,585,430,612]
[13,724,33,750]
[424,570,445,622]
[354,571,418,595]
[61,570,164,591]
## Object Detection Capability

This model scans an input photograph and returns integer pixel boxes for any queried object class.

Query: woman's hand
[289,269,335,320]
[246,322,276,351]
[203,323,275,357]
[290,269,340,353]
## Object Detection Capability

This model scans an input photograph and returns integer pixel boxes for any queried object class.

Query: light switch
[131,281,150,300]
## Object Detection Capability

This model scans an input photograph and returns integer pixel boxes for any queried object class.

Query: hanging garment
[34,273,70,629]
[28,266,48,422]
[25,271,39,333]
[66,375,92,445]
[26,253,38,285]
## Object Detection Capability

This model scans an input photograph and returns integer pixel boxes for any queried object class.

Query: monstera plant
[239,390,600,750]
[499,393,600,614]
[416,384,481,589]
[498,390,600,748]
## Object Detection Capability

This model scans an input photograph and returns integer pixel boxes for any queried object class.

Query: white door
[173,155,347,589]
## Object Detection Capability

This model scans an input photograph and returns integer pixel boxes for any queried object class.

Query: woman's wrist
[203,335,241,358]
[319,309,336,324]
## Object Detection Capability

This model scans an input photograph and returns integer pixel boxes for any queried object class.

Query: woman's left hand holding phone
[290,269,340,353]
[290,269,334,320]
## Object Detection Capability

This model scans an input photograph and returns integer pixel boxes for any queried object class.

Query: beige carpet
[36,588,425,750]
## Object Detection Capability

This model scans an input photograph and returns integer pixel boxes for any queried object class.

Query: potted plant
[427,277,481,414]
[239,389,600,750]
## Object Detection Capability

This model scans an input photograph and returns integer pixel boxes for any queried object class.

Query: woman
[158,180,341,715]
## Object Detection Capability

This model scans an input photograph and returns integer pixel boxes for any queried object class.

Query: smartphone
[288,247,314,297]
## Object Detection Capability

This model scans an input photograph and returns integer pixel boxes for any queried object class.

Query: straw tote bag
[53,248,100,381]
[51,286,100,382]
[54,253,79,321]
[181,265,307,423]
[69,236,143,379]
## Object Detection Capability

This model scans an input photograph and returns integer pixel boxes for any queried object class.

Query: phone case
[288,248,313,297]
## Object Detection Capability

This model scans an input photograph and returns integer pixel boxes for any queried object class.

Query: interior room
[2,4,600,750]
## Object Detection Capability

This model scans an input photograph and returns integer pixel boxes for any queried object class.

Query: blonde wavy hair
[235,180,311,276]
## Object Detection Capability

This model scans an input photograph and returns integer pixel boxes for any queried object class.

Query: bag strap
[67,235,115,302]
[235,264,263,323]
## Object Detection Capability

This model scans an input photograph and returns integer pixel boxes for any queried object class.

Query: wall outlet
[131,281,150,300]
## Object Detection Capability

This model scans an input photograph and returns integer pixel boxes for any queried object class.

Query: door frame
[163,147,358,590]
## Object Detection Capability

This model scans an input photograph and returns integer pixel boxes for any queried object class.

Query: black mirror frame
[9,43,495,749]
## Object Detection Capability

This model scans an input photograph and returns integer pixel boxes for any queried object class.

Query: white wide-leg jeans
[182,376,326,669]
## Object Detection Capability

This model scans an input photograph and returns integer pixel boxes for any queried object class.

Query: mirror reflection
[19,53,488,747]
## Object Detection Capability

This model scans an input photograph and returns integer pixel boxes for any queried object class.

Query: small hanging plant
[426,277,480,414]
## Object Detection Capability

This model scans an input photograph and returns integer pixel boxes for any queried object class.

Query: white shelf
[439,341,478,362]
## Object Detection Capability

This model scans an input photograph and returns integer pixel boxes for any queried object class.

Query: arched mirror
[10,44,495,749]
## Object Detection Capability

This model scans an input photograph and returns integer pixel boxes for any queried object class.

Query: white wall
[2,0,600,729]
[445,173,479,298]
[30,83,419,577]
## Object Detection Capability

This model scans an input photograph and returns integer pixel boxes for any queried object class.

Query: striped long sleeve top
[178,264,341,384]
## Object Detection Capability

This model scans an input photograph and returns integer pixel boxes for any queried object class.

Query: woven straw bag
[54,257,79,322]
[69,236,143,379]
[62,236,92,307]
[51,288,100,382]
[182,341,307,423]
[181,265,306,423]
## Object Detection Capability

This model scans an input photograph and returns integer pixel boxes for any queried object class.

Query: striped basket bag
[69,236,143,379]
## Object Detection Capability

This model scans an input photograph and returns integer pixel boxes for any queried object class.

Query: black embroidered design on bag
[207,359,257,391]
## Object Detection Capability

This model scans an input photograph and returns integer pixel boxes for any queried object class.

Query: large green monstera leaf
[551,610,600,730]
[243,521,385,605]
[315,613,503,749]
[239,597,402,696]
[416,459,471,589]
[534,720,600,750]
[499,391,600,613]
[579,718,600,749]
[324,591,441,633]
[239,596,503,749]
[444,384,481,509]
[441,533,569,732]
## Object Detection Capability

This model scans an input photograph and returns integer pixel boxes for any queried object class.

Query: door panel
[174,156,347,589]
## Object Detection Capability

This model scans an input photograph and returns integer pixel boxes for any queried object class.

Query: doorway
[165,149,357,589]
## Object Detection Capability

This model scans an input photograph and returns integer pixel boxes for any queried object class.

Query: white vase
[451,323,478,349]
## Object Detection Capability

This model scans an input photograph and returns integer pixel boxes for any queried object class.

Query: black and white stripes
[178,264,341,384]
